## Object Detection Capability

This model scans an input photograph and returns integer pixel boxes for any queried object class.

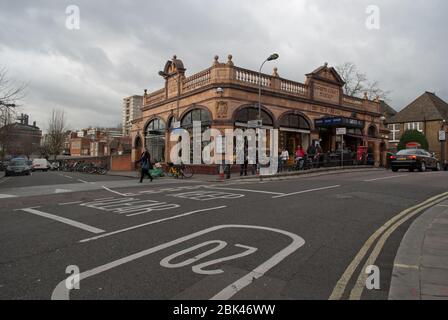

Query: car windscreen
[396,149,420,156]
[10,160,26,166]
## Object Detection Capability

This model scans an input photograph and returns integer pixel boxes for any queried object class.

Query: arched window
[145,118,166,162]
[368,125,377,137]
[234,107,273,127]
[181,108,212,128]
[180,108,212,163]
[279,114,310,130]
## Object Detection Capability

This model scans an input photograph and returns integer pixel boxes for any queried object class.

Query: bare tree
[336,62,390,101]
[47,110,66,160]
[0,67,26,160]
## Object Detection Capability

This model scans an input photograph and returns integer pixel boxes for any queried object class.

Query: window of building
[145,118,166,162]
[180,108,212,163]
[388,124,400,142]
[405,122,423,132]
[234,107,273,127]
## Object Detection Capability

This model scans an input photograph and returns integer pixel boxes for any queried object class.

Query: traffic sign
[439,130,446,141]
[336,128,347,135]
[248,120,262,128]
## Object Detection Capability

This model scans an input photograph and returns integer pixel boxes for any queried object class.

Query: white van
[32,158,50,172]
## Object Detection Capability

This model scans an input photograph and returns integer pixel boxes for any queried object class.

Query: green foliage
[397,129,429,151]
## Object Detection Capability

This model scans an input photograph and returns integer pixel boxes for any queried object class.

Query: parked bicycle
[166,162,194,179]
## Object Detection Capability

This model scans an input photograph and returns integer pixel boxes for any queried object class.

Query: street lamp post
[258,54,279,121]
[441,119,446,169]
[255,54,279,176]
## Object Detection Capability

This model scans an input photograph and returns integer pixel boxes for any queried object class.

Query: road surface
[0,169,447,300]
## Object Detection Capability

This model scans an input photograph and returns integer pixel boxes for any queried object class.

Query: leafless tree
[0,67,26,160]
[47,110,66,160]
[336,62,390,101]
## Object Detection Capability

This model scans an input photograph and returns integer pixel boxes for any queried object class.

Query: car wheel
[419,162,426,172]
[392,167,399,172]
[434,162,441,171]
[409,168,415,172]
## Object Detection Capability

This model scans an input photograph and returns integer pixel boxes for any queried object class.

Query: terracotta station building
[131,55,388,173]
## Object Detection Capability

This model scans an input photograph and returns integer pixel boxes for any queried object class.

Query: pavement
[107,165,380,182]
[1,169,448,300]
[389,199,448,300]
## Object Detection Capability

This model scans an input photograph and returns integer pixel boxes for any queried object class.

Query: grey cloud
[0,0,447,130]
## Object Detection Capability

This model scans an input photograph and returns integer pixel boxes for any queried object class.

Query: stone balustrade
[144,89,165,105]
[183,68,211,93]
[280,79,308,97]
[142,56,379,115]
[234,67,271,88]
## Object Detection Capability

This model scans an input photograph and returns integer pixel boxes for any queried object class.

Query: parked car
[5,158,31,176]
[32,158,50,172]
[390,149,441,172]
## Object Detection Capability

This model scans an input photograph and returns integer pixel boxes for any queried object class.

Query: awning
[315,116,365,129]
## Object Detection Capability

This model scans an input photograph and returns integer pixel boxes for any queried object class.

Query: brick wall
[111,154,133,171]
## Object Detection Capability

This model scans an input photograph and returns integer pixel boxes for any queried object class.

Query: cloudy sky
[1,0,447,131]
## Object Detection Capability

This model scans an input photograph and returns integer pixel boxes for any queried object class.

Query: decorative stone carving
[216,101,228,119]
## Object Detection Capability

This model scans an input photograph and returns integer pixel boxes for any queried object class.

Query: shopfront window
[181,108,212,163]
[279,114,311,156]
[145,118,166,162]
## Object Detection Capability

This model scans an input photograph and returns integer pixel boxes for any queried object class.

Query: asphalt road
[1,169,447,300]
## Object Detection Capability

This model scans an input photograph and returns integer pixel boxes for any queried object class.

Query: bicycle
[167,162,194,179]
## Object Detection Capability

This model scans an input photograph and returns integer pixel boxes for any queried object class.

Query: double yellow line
[329,190,448,300]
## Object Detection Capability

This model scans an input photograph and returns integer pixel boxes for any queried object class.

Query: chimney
[33,121,36,127]
[24,114,29,125]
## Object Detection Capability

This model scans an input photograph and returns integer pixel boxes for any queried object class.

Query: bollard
[219,164,225,180]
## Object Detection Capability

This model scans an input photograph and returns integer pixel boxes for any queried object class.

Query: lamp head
[267,53,279,61]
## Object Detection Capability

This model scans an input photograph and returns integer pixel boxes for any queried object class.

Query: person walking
[139,149,153,183]
[280,147,289,172]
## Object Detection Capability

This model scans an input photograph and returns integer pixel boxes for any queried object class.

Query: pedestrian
[315,144,323,168]
[280,147,289,172]
[295,145,306,170]
[139,149,153,183]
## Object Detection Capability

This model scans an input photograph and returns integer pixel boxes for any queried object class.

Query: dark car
[390,149,440,172]
[5,158,31,176]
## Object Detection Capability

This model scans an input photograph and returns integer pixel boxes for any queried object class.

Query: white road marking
[192,244,257,275]
[59,201,83,206]
[55,189,72,194]
[102,186,136,197]
[58,174,73,179]
[19,208,105,234]
[79,206,227,243]
[160,241,257,275]
[0,193,16,199]
[363,175,408,182]
[206,186,284,196]
[272,185,341,199]
[52,224,305,300]
[78,179,89,184]
[394,263,419,270]
[169,190,245,201]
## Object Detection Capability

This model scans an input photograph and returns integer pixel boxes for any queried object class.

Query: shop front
[314,116,365,152]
